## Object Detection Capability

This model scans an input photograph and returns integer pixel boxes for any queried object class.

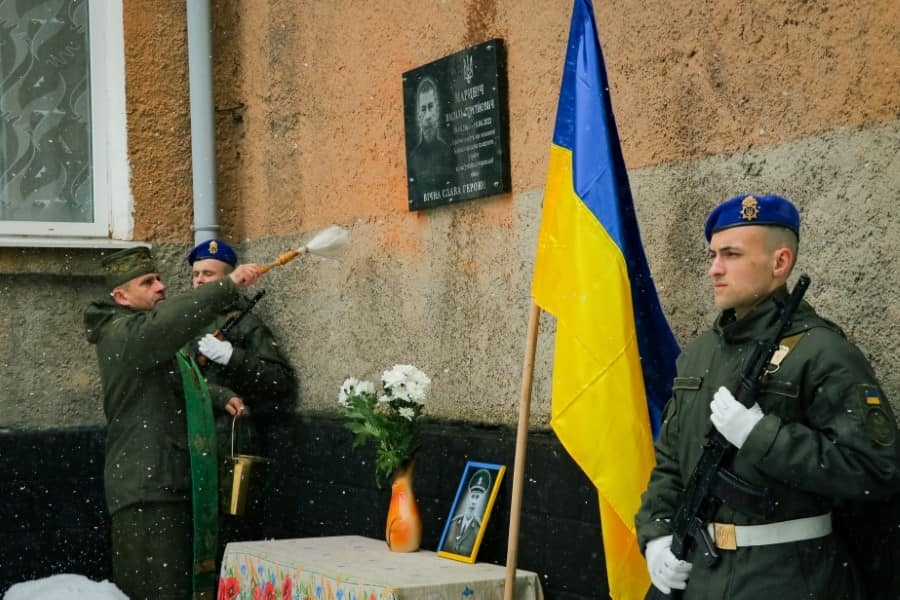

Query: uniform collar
[714,286,791,344]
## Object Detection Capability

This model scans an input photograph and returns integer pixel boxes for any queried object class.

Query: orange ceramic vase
[385,459,422,552]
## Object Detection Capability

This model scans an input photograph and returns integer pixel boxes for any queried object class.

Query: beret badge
[740,196,759,223]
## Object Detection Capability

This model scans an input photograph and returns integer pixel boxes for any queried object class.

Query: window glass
[0,0,130,244]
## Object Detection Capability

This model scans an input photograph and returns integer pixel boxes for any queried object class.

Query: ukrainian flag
[531,1,680,598]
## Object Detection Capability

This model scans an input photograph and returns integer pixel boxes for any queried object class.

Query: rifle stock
[644,275,810,599]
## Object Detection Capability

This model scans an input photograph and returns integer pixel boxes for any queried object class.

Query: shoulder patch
[861,386,896,446]
[865,389,882,405]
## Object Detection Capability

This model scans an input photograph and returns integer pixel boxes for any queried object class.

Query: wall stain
[465,0,497,45]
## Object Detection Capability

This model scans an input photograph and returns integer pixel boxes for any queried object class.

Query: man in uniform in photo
[444,468,492,556]
[407,75,455,203]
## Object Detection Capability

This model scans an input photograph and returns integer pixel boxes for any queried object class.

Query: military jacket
[635,286,900,599]
[193,297,296,420]
[84,278,242,514]
[444,514,481,556]
[187,296,296,462]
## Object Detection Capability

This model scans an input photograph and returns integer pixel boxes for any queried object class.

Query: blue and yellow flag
[531,1,680,597]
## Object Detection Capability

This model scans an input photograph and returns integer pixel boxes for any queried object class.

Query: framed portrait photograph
[437,460,506,563]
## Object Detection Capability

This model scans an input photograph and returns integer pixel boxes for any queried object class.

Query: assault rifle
[646,274,810,600]
[197,289,266,367]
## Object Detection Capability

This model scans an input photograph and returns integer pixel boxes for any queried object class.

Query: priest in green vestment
[84,246,263,600]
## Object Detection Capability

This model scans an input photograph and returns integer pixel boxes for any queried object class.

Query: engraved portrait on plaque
[402,39,510,211]
[407,75,457,202]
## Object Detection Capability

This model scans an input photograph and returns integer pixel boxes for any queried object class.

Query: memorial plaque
[402,39,510,211]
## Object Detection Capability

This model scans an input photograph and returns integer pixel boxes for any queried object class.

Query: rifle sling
[765,331,806,373]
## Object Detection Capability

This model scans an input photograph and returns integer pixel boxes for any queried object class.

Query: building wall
[1,0,897,431]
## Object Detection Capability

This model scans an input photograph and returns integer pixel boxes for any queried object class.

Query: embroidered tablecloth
[218,535,543,600]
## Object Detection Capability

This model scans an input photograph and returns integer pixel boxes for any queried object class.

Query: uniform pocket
[758,379,802,421]
[663,376,704,424]
[672,376,703,392]
[159,435,191,493]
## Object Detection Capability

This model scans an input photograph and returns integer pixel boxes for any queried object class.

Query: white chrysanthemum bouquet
[339,364,431,485]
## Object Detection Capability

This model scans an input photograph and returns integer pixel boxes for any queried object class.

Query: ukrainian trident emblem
[740,196,759,222]
[463,54,474,84]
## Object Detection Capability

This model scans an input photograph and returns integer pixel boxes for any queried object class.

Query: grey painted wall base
[1,121,897,431]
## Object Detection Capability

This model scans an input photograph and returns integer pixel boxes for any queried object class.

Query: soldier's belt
[706,513,832,550]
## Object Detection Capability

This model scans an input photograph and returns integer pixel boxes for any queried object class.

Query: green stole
[176,350,218,599]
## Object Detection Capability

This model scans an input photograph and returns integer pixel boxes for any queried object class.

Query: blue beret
[704,194,800,242]
[187,239,238,267]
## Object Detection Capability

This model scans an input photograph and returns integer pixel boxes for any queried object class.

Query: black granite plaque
[403,39,510,211]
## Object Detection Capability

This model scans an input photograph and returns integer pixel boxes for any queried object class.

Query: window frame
[0,0,133,248]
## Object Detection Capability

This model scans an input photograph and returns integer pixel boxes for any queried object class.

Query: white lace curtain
[0,0,93,223]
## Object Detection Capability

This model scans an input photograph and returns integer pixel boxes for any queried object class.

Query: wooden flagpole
[504,298,542,600]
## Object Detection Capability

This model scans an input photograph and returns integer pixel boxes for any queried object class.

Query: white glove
[198,334,233,365]
[710,386,763,449]
[646,535,692,593]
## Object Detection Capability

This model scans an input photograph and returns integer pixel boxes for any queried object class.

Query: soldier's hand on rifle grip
[710,386,764,449]
[646,534,692,594]
[198,333,233,366]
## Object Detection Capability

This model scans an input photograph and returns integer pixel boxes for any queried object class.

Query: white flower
[382,364,430,404]
[338,364,431,485]
[356,380,376,395]
[381,365,406,388]
[338,377,374,407]
[405,381,428,404]
[401,364,428,383]
[389,386,411,402]
[408,366,432,388]
[338,377,360,406]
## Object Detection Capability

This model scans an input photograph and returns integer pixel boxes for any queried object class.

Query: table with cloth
[217,534,544,599]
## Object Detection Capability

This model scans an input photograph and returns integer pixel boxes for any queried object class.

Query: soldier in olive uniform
[186,239,297,554]
[84,247,262,600]
[443,468,492,556]
[635,194,900,599]
[187,239,297,456]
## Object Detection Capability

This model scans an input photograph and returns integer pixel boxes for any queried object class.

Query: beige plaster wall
[0,0,897,430]
[123,1,900,239]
